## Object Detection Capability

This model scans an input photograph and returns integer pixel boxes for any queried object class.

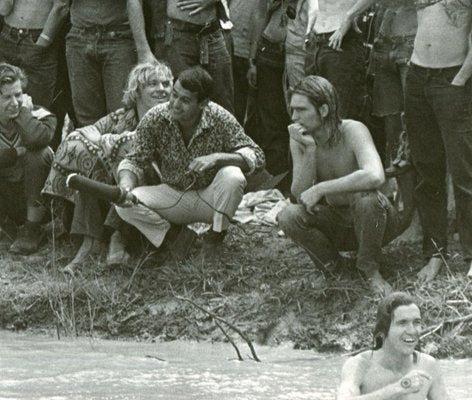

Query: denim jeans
[65,26,136,127]
[0,25,58,108]
[0,147,53,225]
[251,37,290,178]
[165,23,234,114]
[304,30,367,120]
[405,64,472,260]
[277,191,400,273]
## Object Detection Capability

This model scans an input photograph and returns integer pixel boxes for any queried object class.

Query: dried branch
[215,320,243,361]
[176,296,261,362]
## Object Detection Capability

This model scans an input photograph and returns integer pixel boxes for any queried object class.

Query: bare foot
[467,260,472,279]
[365,270,393,296]
[417,257,443,283]
[63,236,102,275]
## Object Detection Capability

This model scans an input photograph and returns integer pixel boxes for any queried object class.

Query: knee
[350,191,379,210]
[24,147,53,169]
[277,203,305,233]
[215,166,247,191]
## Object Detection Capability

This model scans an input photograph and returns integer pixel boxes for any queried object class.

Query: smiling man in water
[337,292,449,399]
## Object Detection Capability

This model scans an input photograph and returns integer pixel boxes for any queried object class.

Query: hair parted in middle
[122,61,173,108]
[290,75,342,146]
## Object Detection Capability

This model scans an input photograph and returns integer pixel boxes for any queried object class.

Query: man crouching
[278,75,399,295]
[116,66,265,261]
[0,63,55,254]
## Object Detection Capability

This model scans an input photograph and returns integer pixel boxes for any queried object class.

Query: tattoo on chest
[415,0,471,27]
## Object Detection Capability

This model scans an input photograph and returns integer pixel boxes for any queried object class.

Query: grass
[0,223,471,358]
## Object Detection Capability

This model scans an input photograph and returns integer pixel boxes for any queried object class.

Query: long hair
[122,61,173,108]
[0,63,27,93]
[372,292,420,351]
[290,75,342,146]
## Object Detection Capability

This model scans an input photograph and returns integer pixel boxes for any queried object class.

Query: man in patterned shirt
[115,66,265,259]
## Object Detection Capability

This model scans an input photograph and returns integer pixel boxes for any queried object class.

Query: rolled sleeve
[235,147,258,175]
[117,158,145,185]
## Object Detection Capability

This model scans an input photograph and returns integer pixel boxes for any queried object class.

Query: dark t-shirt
[70,0,129,28]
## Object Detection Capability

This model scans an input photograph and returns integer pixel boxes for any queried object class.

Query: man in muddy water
[333,0,472,283]
[337,292,449,399]
[277,75,400,296]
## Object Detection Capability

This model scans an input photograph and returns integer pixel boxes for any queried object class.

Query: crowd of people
[0,0,471,297]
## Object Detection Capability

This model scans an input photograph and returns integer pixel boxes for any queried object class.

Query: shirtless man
[337,292,449,399]
[335,0,472,282]
[128,0,233,113]
[303,0,367,119]
[277,75,400,295]
[0,0,68,108]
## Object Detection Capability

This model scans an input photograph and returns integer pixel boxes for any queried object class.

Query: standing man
[337,0,472,281]
[303,0,367,120]
[66,0,137,127]
[128,0,234,113]
[115,67,264,259]
[277,76,400,295]
[337,292,449,399]
[0,0,69,109]
[0,63,55,254]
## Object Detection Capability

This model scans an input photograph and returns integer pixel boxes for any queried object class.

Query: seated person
[42,62,173,271]
[337,292,449,399]
[0,63,55,254]
[115,66,265,260]
[277,75,400,295]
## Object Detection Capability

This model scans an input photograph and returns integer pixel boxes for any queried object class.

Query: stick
[420,313,472,339]
[215,320,243,361]
[176,296,261,362]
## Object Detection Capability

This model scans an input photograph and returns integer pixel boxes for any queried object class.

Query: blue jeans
[405,64,472,260]
[165,21,234,114]
[277,191,400,273]
[65,26,136,127]
[304,30,367,120]
[0,24,58,108]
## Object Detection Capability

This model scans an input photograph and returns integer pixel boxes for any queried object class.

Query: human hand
[398,370,431,394]
[328,19,361,51]
[78,125,102,144]
[188,153,221,174]
[288,123,316,148]
[21,94,33,111]
[177,0,218,16]
[300,185,325,214]
[247,64,257,89]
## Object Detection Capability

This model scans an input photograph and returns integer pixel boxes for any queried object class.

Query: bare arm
[288,123,317,200]
[127,0,157,63]
[337,355,433,400]
[246,0,268,88]
[36,0,69,47]
[299,121,384,213]
[329,0,376,50]
[452,24,472,86]
[427,360,450,400]
[0,0,14,16]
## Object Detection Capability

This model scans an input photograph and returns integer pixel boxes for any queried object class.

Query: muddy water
[0,331,471,399]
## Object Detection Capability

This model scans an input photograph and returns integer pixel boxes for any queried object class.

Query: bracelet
[39,33,52,42]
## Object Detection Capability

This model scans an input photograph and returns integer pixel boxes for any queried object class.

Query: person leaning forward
[277,75,401,296]
[337,292,449,400]
[115,66,265,261]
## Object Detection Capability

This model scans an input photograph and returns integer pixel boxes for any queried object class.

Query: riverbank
[1,224,471,358]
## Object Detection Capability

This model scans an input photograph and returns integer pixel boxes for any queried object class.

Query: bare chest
[5,0,53,29]
[316,144,356,182]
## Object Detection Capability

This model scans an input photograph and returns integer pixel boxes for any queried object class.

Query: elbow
[369,170,385,189]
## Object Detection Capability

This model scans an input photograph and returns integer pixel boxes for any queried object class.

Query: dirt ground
[1,223,471,358]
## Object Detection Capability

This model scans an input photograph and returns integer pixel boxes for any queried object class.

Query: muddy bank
[1,225,471,358]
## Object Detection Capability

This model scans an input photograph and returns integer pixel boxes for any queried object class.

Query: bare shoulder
[417,352,442,375]
[341,351,373,377]
[340,119,375,146]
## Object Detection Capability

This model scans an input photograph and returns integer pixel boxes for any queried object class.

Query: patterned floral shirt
[119,101,265,191]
